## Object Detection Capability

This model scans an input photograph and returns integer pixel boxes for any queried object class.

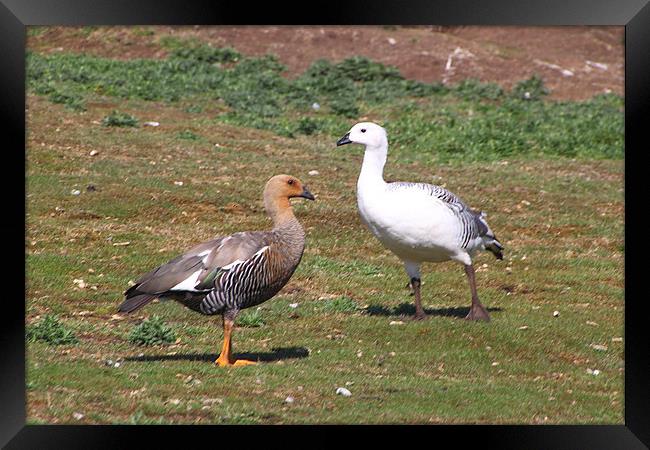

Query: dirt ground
[29,25,624,101]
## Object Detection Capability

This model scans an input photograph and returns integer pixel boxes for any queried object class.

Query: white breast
[357,183,461,262]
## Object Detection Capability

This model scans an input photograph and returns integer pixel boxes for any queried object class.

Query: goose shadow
[124,346,309,363]
[365,302,503,319]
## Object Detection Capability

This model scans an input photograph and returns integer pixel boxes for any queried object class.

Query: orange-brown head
[263,174,315,225]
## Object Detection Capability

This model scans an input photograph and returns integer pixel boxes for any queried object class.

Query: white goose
[337,122,503,321]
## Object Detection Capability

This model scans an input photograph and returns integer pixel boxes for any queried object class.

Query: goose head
[336,122,388,149]
[264,174,315,202]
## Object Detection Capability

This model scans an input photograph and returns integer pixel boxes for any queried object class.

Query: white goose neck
[358,144,388,186]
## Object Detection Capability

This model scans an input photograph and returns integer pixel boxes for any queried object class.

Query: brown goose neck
[265,196,298,228]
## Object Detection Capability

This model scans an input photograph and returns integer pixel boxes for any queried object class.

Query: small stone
[311,103,320,111]
[89,150,99,156]
[590,344,608,351]
[389,321,404,326]
[335,387,352,397]
[387,37,397,45]
[491,362,499,366]
[285,396,295,404]
[553,311,560,317]
[114,362,121,368]
[611,337,623,342]
[72,412,84,420]
[289,303,299,309]
[308,170,319,176]
[174,181,184,186]
[143,121,160,127]
[518,326,529,330]
[71,189,81,196]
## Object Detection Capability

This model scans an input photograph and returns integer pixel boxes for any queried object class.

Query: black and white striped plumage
[119,221,305,321]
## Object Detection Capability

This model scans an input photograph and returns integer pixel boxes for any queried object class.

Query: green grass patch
[321,296,360,314]
[26,43,623,161]
[102,110,138,127]
[128,315,177,346]
[235,309,265,328]
[27,315,78,346]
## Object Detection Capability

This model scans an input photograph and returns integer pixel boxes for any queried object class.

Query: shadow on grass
[365,302,503,318]
[124,346,309,363]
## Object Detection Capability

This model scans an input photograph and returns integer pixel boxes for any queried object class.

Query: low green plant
[511,74,549,100]
[27,315,78,345]
[102,111,138,127]
[127,315,176,346]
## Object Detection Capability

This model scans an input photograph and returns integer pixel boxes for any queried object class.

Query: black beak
[336,133,352,146]
[300,186,315,201]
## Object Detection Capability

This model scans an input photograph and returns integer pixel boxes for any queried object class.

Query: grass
[25,37,623,424]
[27,315,79,346]
[127,315,176,346]
[26,42,623,161]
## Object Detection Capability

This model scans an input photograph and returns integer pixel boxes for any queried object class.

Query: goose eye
[287,179,294,185]
[361,129,367,133]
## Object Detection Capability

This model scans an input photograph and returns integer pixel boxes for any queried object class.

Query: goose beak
[336,133,352,146]
[299,186,315,201]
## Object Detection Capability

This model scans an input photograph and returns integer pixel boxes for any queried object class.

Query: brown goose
[118,174,315,366]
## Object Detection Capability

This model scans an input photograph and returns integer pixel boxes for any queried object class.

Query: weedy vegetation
[27,315,79,346]
[26,34,623,425]
[127,315,176,346]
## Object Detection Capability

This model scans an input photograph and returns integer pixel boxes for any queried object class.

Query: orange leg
[215,318,257,367]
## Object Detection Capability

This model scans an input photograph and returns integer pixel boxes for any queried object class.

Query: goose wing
[387,182,488,247]
[124,231,271,297]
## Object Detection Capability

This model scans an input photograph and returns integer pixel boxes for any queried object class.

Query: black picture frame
[4,0,648,447]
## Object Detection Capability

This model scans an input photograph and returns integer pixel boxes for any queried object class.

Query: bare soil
[28,25,623,101]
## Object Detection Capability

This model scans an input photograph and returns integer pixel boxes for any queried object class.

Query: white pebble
[590,344,608,351]
[143,121,160,127]
[389,321,404,326]
[387,38,397,45]
[71,189,81,196]
[335,387,352,397]
[553,311,560,317]
[285,396,295,404]
[308,170,319,176]
[311,103,320,111]
[288,303,299,308]
[72,412,84,420]
[89,150,99,156]
[174,181,184,186]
